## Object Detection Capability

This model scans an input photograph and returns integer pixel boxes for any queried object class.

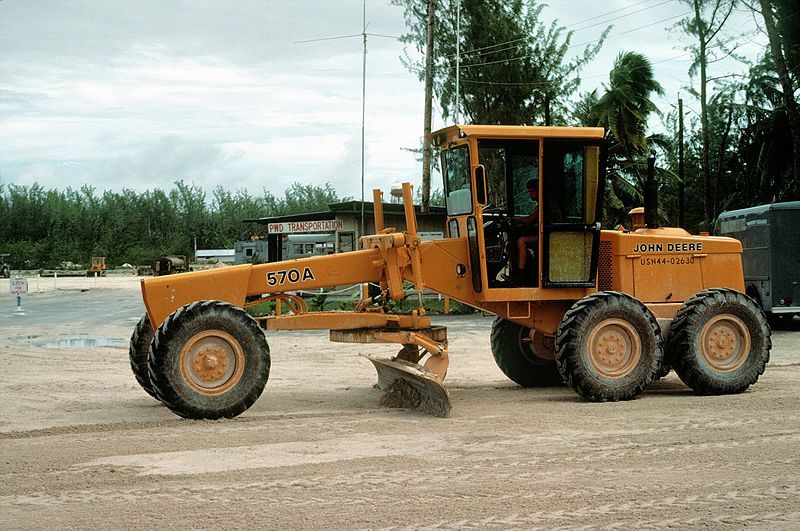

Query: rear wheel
[148,301,271,419]
[555,291,663,401]
[490,317,563,387]
[667,288,770,395]
[129,314,158,399]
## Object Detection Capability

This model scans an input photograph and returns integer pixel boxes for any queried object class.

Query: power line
[568,11,692,50]
[450,10,693,71]
[444,0,672,60]
[294,33,362,44]
[458,50,696,87]
[568,0,657,28]
[571,0,675,33]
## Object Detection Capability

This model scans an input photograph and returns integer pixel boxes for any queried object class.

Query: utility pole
[455,0,460,123]
[678,97,685,228]
[421,0,435,213]
[361,0,367,235]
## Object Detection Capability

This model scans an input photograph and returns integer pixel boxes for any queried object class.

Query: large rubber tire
[555,291,663,402]
[148,301,271,419]
[129,314,158,399]
[490,317,563,387]
[666,288,770,395]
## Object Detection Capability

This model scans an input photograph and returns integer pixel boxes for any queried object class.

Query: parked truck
[153,255,189,276]
[717,201,800,324]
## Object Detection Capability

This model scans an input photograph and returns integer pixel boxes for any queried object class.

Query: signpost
[10,277,28,314]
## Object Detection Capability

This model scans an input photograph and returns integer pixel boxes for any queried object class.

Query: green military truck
[717,201,800,324]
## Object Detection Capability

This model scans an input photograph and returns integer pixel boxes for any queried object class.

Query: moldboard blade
[362,354,451,418]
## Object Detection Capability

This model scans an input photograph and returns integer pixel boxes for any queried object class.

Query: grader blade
[362,354,451,418]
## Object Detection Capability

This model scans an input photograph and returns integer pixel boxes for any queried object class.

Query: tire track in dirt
[4,454,797,509]
[380,486,800,529]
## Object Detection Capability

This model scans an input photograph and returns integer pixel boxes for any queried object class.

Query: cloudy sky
[0,0,767,200]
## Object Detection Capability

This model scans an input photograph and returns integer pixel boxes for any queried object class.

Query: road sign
[10,278,28,295]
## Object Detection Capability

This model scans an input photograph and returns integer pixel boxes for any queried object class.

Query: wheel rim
[179,329,245,395]
[586,318,642,377]
[699,313,750,371]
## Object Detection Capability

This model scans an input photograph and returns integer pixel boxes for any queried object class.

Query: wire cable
[444,0,674,60]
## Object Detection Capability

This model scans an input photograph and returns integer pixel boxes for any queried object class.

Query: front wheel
[666,288,770,395]
[129,314,158,399]
[148,301,271,419]
[555,291,663,401]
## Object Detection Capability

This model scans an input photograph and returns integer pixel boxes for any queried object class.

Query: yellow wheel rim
[699,313,750,371]
[179,329,245,395]
[586,318,642,378]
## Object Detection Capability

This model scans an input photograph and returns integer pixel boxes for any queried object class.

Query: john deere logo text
[632,242,703,254]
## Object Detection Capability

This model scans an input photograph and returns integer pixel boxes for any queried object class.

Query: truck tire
[490,317,563,387]
[654,362,671,380]
[666,288,770,395]
[554,291,663,401]
[129,314,158,399]
[148,301,271,419]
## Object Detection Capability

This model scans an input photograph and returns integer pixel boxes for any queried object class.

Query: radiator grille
[598,240,613,291]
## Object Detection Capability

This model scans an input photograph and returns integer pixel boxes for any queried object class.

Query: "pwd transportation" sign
[267,219,344,234]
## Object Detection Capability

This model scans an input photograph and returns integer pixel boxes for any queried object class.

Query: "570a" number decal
[266,267,316,286]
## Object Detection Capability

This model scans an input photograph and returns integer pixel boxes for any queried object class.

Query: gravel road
[1,277,798,529]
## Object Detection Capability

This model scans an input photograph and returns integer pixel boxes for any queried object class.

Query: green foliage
[393,0,607,124]
[578,52,665,228]
[245,300,275,318]
[0,181,346,269]
[308,291,329,311]
[596,52,665,163]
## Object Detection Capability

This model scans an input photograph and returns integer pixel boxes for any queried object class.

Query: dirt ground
[1,275,799,529]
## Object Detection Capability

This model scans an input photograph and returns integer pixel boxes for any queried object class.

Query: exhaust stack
[644,150,659,228]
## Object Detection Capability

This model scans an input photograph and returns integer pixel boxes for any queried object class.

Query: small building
[235,240,268,264]
[195,249,235,264]
[245,200,447,263]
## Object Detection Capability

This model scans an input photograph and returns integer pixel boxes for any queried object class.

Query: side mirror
[474,164,488,205]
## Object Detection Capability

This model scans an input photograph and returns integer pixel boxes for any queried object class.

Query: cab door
[542,140,604,288]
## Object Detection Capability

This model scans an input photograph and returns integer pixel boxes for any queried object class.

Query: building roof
[718,201,800,219]
[244,201,446,224]
[196,249,235,257]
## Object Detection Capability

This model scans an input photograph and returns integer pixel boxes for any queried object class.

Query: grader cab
[130,125,770,419]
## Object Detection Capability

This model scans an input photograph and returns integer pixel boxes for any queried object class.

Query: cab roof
[428,124,605,146]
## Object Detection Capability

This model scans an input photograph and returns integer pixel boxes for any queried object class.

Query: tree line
[0,182,344,269]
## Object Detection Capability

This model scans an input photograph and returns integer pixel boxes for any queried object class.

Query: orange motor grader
[129,125,770,419]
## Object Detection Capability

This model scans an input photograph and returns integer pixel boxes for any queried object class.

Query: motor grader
[130,125,770,419]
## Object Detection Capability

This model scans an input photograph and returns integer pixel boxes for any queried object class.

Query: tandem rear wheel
[666,288,770,395]
[555,291,664,402]
[490,317,563,387]
[147,301,271,419]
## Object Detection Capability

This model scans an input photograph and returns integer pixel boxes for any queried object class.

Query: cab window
[441,145,472,215]
[476,140,539,216]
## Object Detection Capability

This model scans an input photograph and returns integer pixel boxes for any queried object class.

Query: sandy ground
[1,276,799,529]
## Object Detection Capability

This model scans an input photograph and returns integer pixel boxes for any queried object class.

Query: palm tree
[596,52,664,163]
[590,52,665,226]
